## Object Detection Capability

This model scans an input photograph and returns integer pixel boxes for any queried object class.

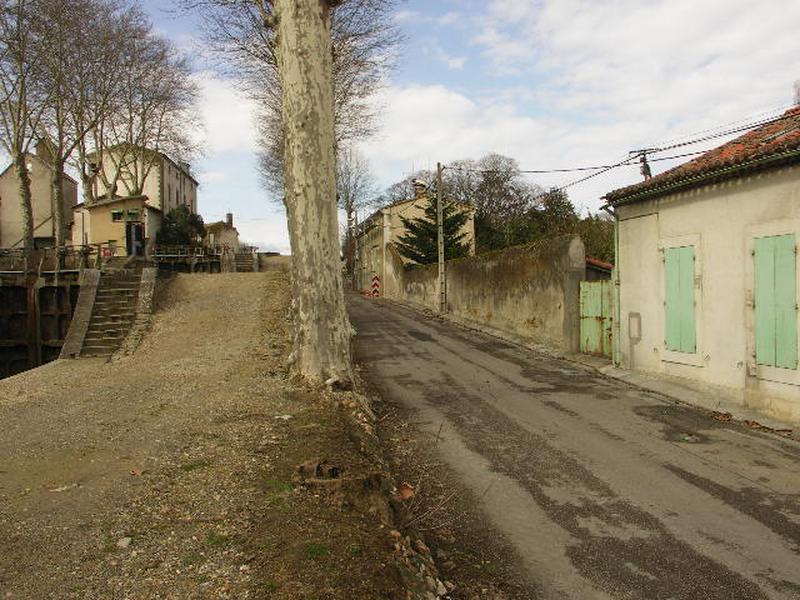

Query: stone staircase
[234,253,255,272]
[81,269,142,358]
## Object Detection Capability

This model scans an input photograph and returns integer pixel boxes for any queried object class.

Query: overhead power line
[429,107,798,198]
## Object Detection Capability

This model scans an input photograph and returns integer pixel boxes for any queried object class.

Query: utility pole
[352,209,359,291]
[436,162,446,313]
[629,148,654,180]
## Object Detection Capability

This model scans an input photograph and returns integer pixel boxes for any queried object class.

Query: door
[580,280,613,357]
[125,222,145,257]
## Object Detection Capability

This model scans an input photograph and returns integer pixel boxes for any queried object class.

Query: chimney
[226,212,233,228]
[795,80,800,106]
[411,178,428,200]
[35,138,54,164]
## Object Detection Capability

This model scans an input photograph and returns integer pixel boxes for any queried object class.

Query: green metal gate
[580,280,613,358]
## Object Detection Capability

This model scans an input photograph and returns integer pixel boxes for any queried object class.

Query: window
[111,210,124,222]
[664,245,696,353]
[754,234,797,369]
[126,209,141,221]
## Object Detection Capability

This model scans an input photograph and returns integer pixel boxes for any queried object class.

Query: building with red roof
[604,107,800,423]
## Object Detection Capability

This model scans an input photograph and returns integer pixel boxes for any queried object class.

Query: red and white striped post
[371,274,380,297]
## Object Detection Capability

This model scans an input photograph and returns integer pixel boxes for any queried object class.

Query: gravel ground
[0,272,407,599]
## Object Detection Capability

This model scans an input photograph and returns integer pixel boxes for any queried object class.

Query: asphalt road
[349,296,800,600]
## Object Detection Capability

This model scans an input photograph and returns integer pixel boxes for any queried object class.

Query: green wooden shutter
[755,234,797,369]
[665,246,696,353]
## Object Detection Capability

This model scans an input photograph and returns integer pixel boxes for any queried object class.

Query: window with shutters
[754,234,798,370]
[664,245,696,353]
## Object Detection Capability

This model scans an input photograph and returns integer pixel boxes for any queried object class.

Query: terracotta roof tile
[605,107,800,204]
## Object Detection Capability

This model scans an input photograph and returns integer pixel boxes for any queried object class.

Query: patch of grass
[182,552,206,566]
[260,581,278,593]
[304,542,331,560]
[101,536,116,553]
[261,477,294,500]
[346,543,364,556]
[180,459,211,472]
[206,532,230,547]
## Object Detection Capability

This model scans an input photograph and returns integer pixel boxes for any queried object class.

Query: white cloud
[437,12,462,26]
[194,72,259,154]
[197,170,227,184]
[357,0,800,212]
[432,44,467,70]
[474,0,800,127]
[393,10,421,24]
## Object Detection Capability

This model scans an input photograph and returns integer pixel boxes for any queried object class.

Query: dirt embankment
[0,272,429,600]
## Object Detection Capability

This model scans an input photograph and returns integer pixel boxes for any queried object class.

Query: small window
[755,234,798,369]
[126,209,141,221]
[111,210,124,222]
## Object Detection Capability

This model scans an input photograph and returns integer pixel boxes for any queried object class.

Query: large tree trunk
[51,160,66,248]
[275,0,353,386]
[13,152,35,252]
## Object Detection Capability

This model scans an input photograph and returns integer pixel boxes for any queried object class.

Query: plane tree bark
[274,0,353,386]
[0,0,48,252]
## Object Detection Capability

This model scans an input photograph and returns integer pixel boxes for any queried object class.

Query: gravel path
[0,272,405,600]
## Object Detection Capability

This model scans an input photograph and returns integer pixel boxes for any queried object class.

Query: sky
[142,0,800,253]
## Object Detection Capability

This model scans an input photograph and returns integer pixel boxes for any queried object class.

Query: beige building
[355,181,475,293]
[205,213,240,250]
[605,106,800,422]
[72,145,199,256]
[0,142,77,248]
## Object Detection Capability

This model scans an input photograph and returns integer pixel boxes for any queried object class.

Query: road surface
[350,296,800,600]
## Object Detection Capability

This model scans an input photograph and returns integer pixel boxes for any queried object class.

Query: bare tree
[337,144,376,273]
[76,31,200,204]
[185,0,401,199]
[274,0,353,385]
[0,0,47,251]
[34,0,135,247]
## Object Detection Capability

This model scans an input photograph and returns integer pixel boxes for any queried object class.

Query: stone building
[0,141,78,248]
[204,213,240,250]
[605,106,800,422]
[72,144,199,256]
[354,180,475,293]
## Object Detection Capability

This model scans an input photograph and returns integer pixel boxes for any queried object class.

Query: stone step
[81,347,115,357]
[97,286,139,296]
[88,314,133,324]
[81,340,120,351]
[85,327,129,338]
[93,308,134,316]
[81,350,113,358]
[93,299,136,308]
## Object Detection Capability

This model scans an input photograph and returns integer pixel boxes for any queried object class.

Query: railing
[152,244,232,260]
[0,245,95,274]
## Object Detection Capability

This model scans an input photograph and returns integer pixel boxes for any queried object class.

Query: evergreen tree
[396,195,471,264]
[157,205,205,245]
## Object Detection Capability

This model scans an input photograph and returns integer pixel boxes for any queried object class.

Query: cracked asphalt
[349,296,800,600]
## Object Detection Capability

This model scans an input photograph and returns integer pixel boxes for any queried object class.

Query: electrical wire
[439,109,796,197]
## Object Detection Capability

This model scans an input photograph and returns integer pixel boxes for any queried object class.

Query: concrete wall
[385,235,585,354]
[0,154,77,247]
[258,254,291,271]
[616,163,800,422]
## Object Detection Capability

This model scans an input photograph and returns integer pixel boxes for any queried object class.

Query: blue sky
[142,0,800,253]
